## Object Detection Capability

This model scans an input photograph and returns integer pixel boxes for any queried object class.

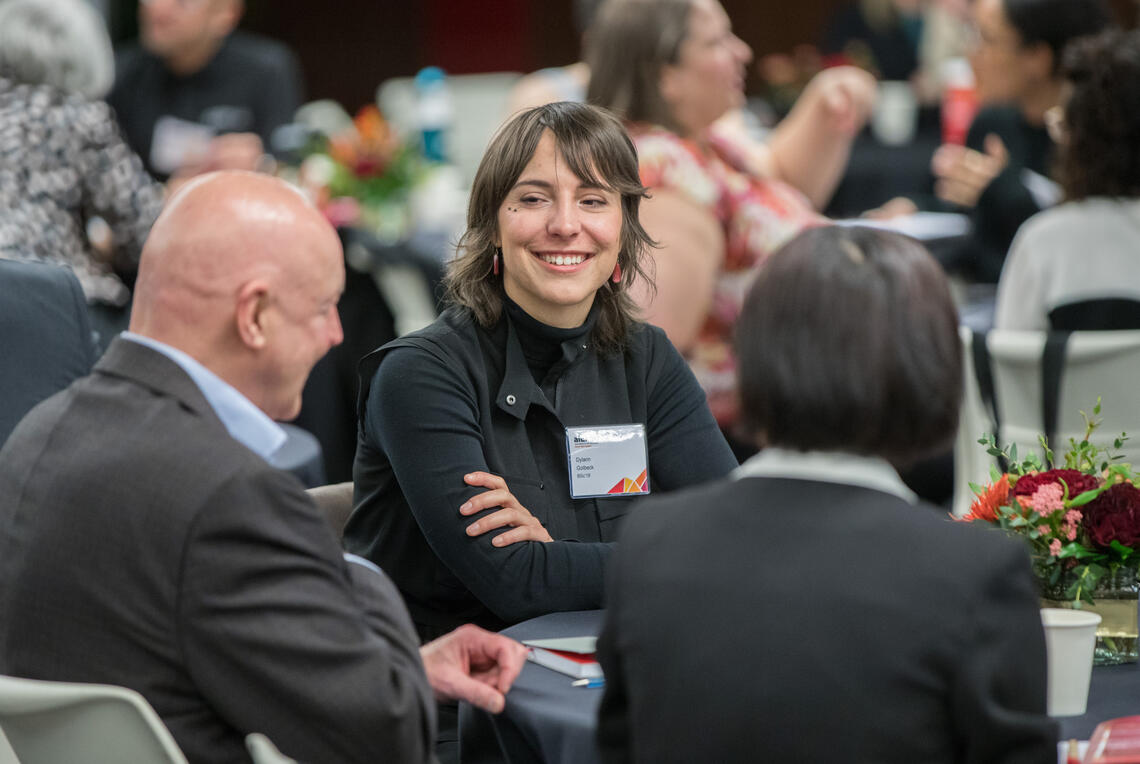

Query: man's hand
[932,133,1009,208]
[420,624,529,713]
[460,472,554,546]
[178,132,267,177]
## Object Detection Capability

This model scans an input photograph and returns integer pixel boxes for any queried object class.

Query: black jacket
[347,306,736,640]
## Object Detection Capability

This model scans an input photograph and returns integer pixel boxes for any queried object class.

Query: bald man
[0,172,526,764]
[108,0,301,179]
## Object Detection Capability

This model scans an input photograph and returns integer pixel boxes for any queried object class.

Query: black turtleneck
[503,296,595,385]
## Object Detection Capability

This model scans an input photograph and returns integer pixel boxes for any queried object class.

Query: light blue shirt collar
[122,333,287,462]
[732,447,917,504]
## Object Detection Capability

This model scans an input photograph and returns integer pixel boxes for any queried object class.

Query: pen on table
[572,678,605,689]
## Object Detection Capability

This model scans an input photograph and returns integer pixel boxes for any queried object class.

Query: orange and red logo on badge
[607,469,648,494]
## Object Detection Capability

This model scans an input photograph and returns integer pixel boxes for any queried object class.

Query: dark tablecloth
[459,611,605,764]
[459,609,1140,762]
[1058,660,1140,740]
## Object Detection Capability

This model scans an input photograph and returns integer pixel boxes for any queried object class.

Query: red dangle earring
[493,249,501,276]
[611,263,622,284]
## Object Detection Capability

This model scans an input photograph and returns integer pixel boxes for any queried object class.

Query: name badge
[566,424,649,499]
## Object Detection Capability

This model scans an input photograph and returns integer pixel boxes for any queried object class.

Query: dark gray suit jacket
[597,476,1057,764]
[0,259,95,448]
[0,338,435,763]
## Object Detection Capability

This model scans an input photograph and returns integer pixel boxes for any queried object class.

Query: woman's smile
[535,251,594,267]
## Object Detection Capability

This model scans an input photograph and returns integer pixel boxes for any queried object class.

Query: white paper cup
[871,81,918,146]
[1041,608,1101,716]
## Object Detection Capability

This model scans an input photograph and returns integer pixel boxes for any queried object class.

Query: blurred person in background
[512,0,875,213]
[995,28,1140,330]
[931,0,1110,282]
[0,0,165,350]
[823,0,973,103]
[109,0,302,180]
[596,225,1055,763]
[587,0,875,452]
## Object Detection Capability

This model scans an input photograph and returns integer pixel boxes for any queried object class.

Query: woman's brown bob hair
[735,226,962,466]
[585,0,693,131]
[445,101,654,354]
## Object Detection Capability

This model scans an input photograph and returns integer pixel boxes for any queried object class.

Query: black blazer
[0,339,435,764]
[597,476,1056,764]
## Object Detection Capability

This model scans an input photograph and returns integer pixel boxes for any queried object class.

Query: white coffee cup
[1040,608,1101,716]
[871,81,918,146]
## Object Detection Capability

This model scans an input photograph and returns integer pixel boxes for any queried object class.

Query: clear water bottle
[414,66,452,163]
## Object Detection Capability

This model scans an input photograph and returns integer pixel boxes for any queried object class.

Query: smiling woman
[497,131,623,328]
[345,102,737,650]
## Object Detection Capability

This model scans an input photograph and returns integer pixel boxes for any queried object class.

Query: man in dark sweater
[108,0,302,180]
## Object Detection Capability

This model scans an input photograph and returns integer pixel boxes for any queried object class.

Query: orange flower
[960,476,1010,523]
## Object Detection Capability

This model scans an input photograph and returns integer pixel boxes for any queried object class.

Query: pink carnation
[1014,469,1100,500]
[1037,524,1050,536]
[1049,538,1063,556]
[1065,509,1083,524]
[1025,483,1065,514]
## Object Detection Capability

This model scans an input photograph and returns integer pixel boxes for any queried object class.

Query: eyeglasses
[1044,105,1067,144]
[139,0,209,8]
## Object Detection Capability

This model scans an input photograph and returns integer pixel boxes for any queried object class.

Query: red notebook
[1085,716,1140,763]
[522,637,603,679]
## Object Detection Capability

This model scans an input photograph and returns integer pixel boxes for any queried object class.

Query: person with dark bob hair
[930,0,1110,282]
[345,101,735,643]
[595,225,1056,764]
[738,226,961,464]
[996,28,1140,329]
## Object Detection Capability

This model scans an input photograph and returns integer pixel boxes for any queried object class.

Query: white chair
[0,675,300,764]
[245,732,298,764]
[0,675,188,764]
[954,328,1140,516]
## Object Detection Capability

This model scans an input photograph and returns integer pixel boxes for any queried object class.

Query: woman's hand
[805,65,877,135]
[766,66,876,208]
[460,471,554,546]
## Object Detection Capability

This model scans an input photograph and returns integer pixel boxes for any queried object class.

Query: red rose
[1013,469,1100,500]
[1082,482,1140,548]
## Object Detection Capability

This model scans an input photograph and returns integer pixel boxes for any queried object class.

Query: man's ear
[209,0,243,40]
[235,280,270,350]
[1023,42,1054,82]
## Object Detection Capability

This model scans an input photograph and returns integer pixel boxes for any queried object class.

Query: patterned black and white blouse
[0,78,164,306]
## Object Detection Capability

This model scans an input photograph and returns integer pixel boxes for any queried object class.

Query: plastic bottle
[414,66,452,163]
[941,57,979,146]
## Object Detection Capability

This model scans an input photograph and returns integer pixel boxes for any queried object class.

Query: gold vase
[1039,566,1140,666]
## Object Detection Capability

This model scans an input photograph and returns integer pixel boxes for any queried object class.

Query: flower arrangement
[958,400,1138,604]
[298,105,425,234]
